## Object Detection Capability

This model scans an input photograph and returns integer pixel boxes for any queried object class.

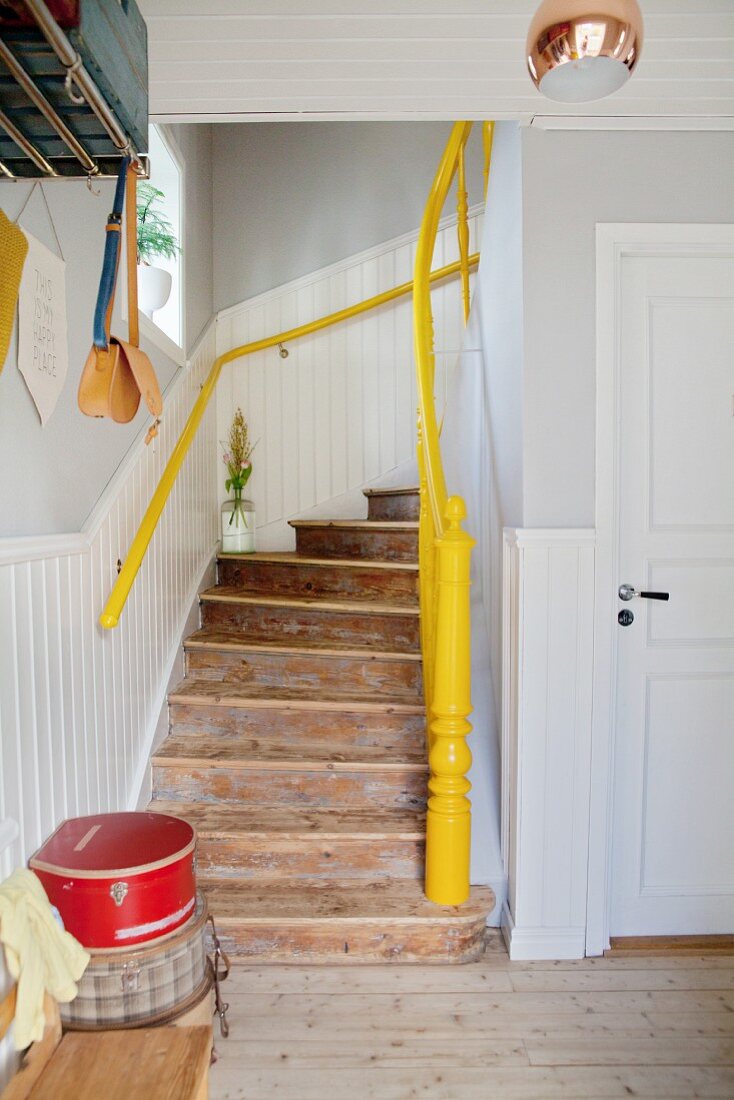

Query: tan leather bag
[79,160,163,438]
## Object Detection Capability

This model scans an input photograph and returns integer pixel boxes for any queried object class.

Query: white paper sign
[17,230,69,425]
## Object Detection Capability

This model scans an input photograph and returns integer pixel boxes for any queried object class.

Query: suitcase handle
[207,916,230,1038]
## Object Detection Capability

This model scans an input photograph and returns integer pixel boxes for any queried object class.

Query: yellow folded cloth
[0,867,89,1050]
[0,209,29,374]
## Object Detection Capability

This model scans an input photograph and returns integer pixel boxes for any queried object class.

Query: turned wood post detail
[424,495,475,906]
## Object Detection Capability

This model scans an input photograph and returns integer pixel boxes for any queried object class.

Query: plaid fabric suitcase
[61,892,209,1030]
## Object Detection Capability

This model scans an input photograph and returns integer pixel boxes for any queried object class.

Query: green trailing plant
[136,182,180,265]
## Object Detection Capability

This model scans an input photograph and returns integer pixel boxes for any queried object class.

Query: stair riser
[217,558,418,604]
[205,918,486,964]
[169,702,426,751]
[184,648,424,698]
[201,600,420,651]
[294,527,418,562]
[153,765,428,811]
[196,836,424,881]
[366,494,420,522]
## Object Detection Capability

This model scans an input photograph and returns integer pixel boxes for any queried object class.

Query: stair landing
[150,486,494,962]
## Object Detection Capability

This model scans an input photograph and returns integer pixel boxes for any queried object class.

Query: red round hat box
[30,812,197,950]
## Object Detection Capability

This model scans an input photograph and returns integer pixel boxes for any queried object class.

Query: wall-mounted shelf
[0,0,148,180]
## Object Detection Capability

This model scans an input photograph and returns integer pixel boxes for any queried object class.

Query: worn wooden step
[200,589,420,650]
[168,679,424,715]
[217,552,419,604]
[289,519,418,562]
[184,631,424,698]
[167,679,426,751]
[150,801,425,881]
[152,734,428,811]
[196,879,495,963]
[364,486,420,522]
[169,702,425,753]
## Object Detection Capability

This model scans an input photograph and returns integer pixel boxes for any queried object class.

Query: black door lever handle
[619,584,670,602]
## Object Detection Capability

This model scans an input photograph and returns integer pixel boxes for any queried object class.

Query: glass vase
[221,494,255,553]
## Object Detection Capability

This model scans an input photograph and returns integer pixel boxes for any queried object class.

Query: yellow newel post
[424,495,475,906]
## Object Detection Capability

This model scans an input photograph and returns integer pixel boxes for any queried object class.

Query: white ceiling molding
[139,0,734,128]
[531,115,734,129]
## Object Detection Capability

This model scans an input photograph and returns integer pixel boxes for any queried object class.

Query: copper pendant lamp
[527,0,644,103]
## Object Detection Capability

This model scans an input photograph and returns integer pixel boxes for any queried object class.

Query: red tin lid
[30,812,195,878]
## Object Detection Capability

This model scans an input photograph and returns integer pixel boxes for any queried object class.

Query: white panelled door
[610,240,734,936]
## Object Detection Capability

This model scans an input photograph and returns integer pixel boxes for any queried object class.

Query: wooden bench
[0,988,211,1099]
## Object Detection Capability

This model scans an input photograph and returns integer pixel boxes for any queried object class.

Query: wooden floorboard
[210,932,734,1099]
[607,935,734,957]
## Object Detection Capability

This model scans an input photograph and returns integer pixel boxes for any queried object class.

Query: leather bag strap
[125,162,139,349]
[93,157,129,350]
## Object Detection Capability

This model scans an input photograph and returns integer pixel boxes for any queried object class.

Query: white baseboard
[501,902,586,960]
[130,551,217,811]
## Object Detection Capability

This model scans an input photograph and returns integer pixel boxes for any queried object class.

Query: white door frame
[588,222,734,955]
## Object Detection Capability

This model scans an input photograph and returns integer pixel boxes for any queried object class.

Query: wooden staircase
[149,487,495,963]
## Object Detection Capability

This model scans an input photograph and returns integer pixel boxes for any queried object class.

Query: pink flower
[223,453,231,465]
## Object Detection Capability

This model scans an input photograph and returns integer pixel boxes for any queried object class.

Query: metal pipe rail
[99,252,479,631]
[24,0,141,162]
[0,37,97,175]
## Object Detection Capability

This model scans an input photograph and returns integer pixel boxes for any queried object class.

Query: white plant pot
[137,264,172,319]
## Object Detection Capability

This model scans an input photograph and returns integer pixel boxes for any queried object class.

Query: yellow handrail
[100,252,479,630]
[414,121,494,907]
[413,121,473,542]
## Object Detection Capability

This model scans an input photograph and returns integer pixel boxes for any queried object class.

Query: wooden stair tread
[154,732,428,768]
[199,878,494,924]
[200,587,419,616]
[152,492,484,963]
[363,486,419,497]
[149,802,425,838]
[168,678,423,712]
[184,629,422,663]
[289,519,418,530]
[217,551,418,571]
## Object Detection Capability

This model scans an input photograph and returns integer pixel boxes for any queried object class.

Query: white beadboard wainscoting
[215,206,483,548]
[0,323,219,876]
[501,529,596,960]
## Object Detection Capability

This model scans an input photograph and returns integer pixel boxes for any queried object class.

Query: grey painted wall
[469,122,524,531]
[521,128,734,528]
[0,125,213,537]
[212,121,486,311]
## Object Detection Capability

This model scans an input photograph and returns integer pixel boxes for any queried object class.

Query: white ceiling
[139,0,734,127]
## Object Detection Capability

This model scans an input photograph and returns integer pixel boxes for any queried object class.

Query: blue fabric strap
[93,157,130,350]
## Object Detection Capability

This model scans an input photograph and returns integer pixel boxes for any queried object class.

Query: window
[139,125,183,350]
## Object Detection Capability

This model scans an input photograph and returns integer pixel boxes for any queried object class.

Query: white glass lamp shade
[527,0,643,103]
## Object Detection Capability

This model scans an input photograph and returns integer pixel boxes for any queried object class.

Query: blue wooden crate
[0,0,148,177]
